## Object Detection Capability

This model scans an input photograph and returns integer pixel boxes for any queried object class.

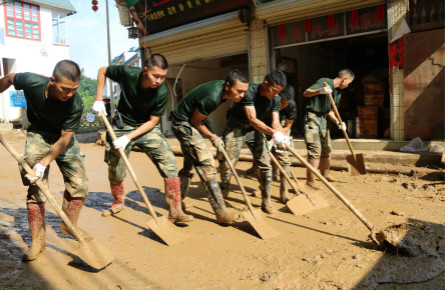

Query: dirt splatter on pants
[171,121,216,182]
[219,125,272,183]
[304,112,332,159]
[105,124,178,183]
[19,130,88,203]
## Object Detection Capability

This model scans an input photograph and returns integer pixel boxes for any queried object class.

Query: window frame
[52,11,68,44]
[4,1,41,41]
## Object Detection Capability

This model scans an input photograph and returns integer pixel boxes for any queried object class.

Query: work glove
[92,100,107,116]
[337,121,347,131]
[25,162,46,184]
[272,131,290,148]
[318,86,333,94]
[210,136,224,152]
[113,135,130,150]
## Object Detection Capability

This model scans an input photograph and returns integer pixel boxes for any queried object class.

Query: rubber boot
[205,177,240,224]
[23,203,46,261]
[220,175,231,199]
[60,190,93,241]
[110,181,125,214]
[165,177,194,223]
[306,158,321,190]
[279,165,291,204]
[180,174,193,211]
[320,157,337,182]
[259,171,276,214]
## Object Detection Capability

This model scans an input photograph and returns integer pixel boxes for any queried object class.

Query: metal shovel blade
[145,216,187,246]
[242,209,280,239]
[74,239,115,269]
[286,193,330,216]
[346,153,367,175]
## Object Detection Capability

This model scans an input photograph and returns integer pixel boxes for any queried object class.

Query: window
[5,1,40,40]
[52,12,67,44]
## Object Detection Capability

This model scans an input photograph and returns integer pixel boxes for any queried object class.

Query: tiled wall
[249,18,269,82]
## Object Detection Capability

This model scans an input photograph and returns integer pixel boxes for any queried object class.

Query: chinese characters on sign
[133,0,248,35]
[272,5,387,47]
[389,37,404,92]
[9,91,27,107]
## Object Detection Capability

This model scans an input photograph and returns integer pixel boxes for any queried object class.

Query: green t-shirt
[13,73,84,134]
[306,78,341,114]
[280,99,297,122]
[106,65,168,126]
[229,83,281,125]
[171,80,225,122]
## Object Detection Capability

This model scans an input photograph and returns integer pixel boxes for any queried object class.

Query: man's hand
[337,121,347,131]
[272,131,290,148]
[26,162,47,184]
[92,100,107,116]
[210,136,224,152]
[318,86,333,94]
[113,135,130,149]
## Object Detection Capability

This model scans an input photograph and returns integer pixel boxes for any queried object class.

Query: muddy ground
[0,132,444,290]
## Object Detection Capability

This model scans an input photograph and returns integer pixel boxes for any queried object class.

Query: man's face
[49,76,79,102]
[224,80,249,102]
[280,98,291,110]
[263,81,284,100]
[143,65,167,88]
[339,77,354,89]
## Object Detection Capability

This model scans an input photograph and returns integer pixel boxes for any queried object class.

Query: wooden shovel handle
[285,144,375,232]
[323,82,357,159]
[0,133,88,245]
[268,152,301,194]
[100,112,160,223]
[220,147,256,214]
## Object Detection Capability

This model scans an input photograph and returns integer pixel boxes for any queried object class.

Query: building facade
[116,0,444,141]
[0,0,76,124]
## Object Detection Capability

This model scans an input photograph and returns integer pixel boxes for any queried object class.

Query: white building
[108,46,141,99]
[0,0,76,124]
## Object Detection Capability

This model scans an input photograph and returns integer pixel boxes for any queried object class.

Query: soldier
[302,69,354,189]
[0,60,89,261]
[219,70,290,214]
[93,53,193,223]
[170,70,249,224]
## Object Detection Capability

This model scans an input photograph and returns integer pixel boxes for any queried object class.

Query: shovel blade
[286,193,330,216]
[74,239,115,269]
[145,216,187,246]
[242,210,280,239]
[346,154,367,175]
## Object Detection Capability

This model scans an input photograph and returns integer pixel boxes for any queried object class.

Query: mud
[0,132,444,290]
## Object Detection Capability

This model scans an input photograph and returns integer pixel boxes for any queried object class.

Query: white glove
[26,162,46,183]
[272,131,290,148]
[337,121,347,131]
[318,86,333,94]
[92,100,107,116]
[113,135,130,149]
[210,136,224,152]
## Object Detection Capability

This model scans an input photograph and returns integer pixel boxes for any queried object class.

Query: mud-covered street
[0,131,444,290]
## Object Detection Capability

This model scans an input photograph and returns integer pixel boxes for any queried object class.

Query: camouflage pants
[304,111,332,159]
[171,121,216,182]
[19,130,88,203]
[105,124,178,183]
[219,125,271,183]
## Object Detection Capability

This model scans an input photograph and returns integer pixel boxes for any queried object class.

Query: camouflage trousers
[171,121,216,182]
[304,111,332,159]
[19,130,88,203]
[219,125,272,183]
[105,124,178,183]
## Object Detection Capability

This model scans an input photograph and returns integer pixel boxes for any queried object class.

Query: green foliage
[78,69,97,109]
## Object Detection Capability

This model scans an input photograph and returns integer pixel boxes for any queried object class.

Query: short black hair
[225,69,248,86]
[264,69,287,87]
[145,53,168,70]
[280,84,295,101]
[338,69,355,79]
[53,60,81,82]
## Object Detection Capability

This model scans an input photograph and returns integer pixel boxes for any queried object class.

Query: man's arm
[0,73,16,93]
[244,106,276,136]
[282,118,294,135]
[126,115,161,140]
[39,130,75,166]
[190,109,215,139]
[327,110,339,124]
[95,66,108,101]
[270,111,286,134]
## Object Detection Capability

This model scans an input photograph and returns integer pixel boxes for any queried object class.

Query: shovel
[100,113,186,246]
[269,151,329,215]
[220,147,279,239]
[0,133,114,269]
[324,82,366,175]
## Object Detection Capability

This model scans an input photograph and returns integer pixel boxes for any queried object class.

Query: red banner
[389,37,404,92]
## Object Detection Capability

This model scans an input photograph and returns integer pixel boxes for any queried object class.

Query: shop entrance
[275,32,390,139]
